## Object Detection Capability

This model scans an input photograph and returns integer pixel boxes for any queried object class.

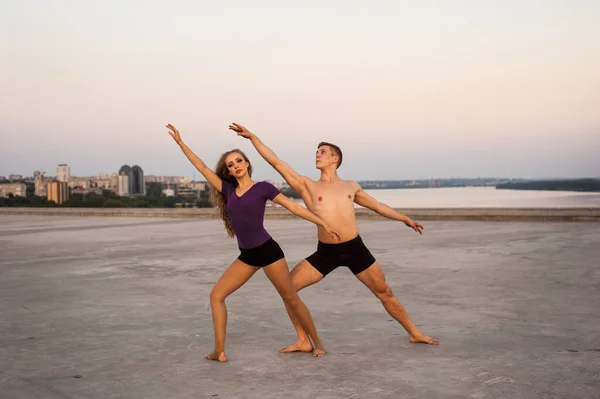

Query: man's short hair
[318,142,343,169]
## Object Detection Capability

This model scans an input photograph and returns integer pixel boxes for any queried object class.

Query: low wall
[1,207,599,221]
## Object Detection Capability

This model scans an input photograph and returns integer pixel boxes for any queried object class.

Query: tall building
[56,164,70,183]
[117,174,129,196]
[34,175,47,197]
[47,181,69,204]
[118,165,131,196]
[132,165,145,195]
[118,164,145,196]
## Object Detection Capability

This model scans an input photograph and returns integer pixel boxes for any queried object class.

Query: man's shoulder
[340,179,361,190]
[293,175,318,187]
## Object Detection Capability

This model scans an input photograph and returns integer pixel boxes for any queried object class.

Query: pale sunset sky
[1,0,598,180]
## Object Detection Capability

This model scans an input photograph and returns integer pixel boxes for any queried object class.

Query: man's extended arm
[354,184,424,234]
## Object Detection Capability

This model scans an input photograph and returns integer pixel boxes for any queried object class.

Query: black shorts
[306,235,376,277]
[238,238,285,267]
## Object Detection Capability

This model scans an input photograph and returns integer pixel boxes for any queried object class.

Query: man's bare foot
[204,350,227,362]
[409,334,439,345]
[280,340,313,353]
[313,344,326,357]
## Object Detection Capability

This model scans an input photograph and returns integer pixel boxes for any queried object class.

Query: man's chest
[309,184,356,212]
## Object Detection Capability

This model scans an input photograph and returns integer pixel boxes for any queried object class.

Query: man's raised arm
[229,123,309,195]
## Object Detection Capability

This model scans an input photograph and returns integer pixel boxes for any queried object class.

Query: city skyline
[1,1,599,180]
[2,165,597,183]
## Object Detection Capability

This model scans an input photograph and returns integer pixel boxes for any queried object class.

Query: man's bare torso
[301,178,360,243]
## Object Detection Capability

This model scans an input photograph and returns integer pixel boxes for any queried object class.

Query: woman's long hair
[208,149,253,238]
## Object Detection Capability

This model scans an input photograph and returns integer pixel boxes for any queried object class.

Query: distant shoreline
[495,179,600,192]
[1,207,599,222]
[362,185,600,193]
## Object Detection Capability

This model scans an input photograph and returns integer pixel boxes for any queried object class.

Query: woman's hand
[166,123,183,144]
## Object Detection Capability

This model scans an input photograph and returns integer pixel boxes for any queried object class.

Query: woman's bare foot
[204,350,227,362]
[280,340,313,353]
[409,333,439,345]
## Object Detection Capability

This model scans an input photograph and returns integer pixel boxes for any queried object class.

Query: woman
[166,123,339,361]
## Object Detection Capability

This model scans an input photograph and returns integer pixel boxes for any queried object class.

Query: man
[229,123,439,352]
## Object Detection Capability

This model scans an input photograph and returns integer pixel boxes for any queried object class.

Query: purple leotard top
[221,180,281,249]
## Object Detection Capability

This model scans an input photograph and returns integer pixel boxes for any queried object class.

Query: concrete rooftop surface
[1,215,599,399]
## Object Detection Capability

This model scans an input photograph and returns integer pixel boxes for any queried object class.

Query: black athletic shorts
[306,235,376,277]
[238,238,285,267]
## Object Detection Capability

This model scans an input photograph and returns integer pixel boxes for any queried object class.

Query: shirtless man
[229,123,439,350]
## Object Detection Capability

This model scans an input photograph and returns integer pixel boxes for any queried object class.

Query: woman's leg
[206,259,260,361]
[262,259,326,357]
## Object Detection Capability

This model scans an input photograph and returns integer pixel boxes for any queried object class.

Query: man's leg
[263,259,326,357]
[280,259,325,353]
[356,262,439,345]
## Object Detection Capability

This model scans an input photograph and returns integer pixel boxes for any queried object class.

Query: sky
[1,0,599,181]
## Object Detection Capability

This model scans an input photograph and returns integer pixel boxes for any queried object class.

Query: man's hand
[405,218,424,235]
[166,123,183,144]
[229,122,253,139]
